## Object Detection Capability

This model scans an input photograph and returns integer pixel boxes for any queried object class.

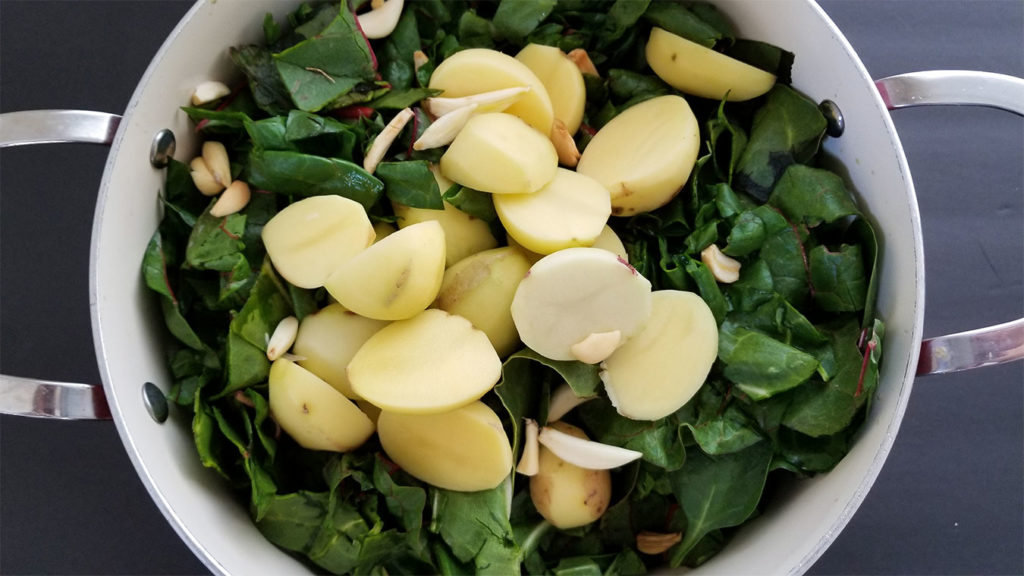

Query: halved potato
[261,195,375,289]
[268,358,375,452]
[348,309,501,414]
[530,421,612,529]
[293,303,388,399]
[428,48,554,133]
[377,401,513,491]
[440,112,558,195]
[515,43,586,134]
[324,220,445,321]
[645,27,777,102]
[494,168,611,255]
[576,95,700,216]
[600,290,718,420]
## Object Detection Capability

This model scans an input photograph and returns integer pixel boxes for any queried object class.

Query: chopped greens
[143,1,884,574]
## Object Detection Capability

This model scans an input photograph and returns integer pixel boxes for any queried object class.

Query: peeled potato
[428,48,555,133]
[324,220,445,321]
[591,225,629,261]
[434,246,533,357]
[529,421,612,529]
[261,195,375,289]
[348,309,501,414]
[576,95,700,216]
[515,43,586,134]
[494,168,611,255]
[510,247,652,361]
[645,27,777,102]
[378,401,513,492]
[440,113,558,195]
[601,290,718,420]
[293,303,388,399]
[268,358,375,452]
[392,166,498,267]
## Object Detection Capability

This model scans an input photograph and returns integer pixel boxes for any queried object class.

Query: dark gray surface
[0,1,1020,574]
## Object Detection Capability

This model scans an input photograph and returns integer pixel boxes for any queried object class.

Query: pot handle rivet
[819,100,845,137]
[142,382,169,423]
[150,128,176,168]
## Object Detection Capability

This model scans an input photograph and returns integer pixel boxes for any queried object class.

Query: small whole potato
[529,421,612,529]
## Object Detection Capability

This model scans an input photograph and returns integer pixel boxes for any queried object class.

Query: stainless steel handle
[0,109,121,419]
[874,71,1024,376]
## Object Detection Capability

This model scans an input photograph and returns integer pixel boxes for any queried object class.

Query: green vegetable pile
[142,0,884,573]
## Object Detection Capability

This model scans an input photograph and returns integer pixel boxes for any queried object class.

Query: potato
[377,401,513,492]
[292,303,388,399]
[591,225,629,261]
[576,95,700,216]
[434,246,533,357]
[261,195,375,288]
[515,43,586,134]
[324,220,445,321]
[494,168,611,255]
[348,309,501,414]
[645,27,776,102]
[600,290,718,420]
[511,247,651,361]
[428,48,554,133]
[529,421,611,529]
[268,358,375,452]
[392,166,498,267]
[440,113,558,195]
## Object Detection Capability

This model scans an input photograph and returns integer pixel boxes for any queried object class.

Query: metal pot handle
[875,71,1024,375]
[0,110,121,419]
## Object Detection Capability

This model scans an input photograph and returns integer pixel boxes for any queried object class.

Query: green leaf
[230,45,294,116]
[681,385,763,455]
[642,2,723,48]
[184,204,246,272]
[247,149,383,210]
[442,184,498,222]
[768,164,860,227]
[283,110,359,159]
[668,441,773,565]
[377,160,444,210]
[372,457,428,557]
[431,481,520,574]
[809,243,867,312]
[718,321,820,400]
[577,399,687,470]
[493,0,557,42]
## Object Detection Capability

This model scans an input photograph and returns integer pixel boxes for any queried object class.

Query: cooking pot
[0,0,1021,574]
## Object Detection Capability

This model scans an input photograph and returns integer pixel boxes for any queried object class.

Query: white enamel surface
[88,1,923,575]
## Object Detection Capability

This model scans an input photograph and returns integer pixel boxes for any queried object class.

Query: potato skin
[529,421,612,529]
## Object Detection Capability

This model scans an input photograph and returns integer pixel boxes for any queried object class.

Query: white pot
[0,1,1020,574]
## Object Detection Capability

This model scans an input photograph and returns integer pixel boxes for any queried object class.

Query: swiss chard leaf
[443,184,498,222]
[718,320,820,400]
[768,164,860,227]
[431,480,520,574]
[246,149,383,210]
[377,160,444,210]
[230,45,294,116]
[809,243,868,312]
[642,2,724,48]
[184,204,246,272]
[492,0,557,42]
[577,399,687,471]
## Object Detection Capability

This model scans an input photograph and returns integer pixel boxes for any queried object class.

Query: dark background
[1,1,1021,574]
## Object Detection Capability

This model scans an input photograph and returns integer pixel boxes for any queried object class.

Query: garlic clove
[567,48,600,77]
[700,243,741,283]
[202,141,232,187]
[363,107,415,174]
[537,425,643,470]
[424,86,531,118]
[636,531,682,555]
[190,80,231,106]
[570,330,622,364]
[413,50,429,73]
[210,180,252,218]
[357,0,404,39]
[546,383,596,423]
[267,316,299,361]
[189,156,224,196]
[413,103,477,150]
[516,418,540,476]
[550,118,581,168]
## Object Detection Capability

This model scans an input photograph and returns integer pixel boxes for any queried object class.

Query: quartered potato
[377,401,513,492]
[576,95,700,216]
[601,290,718,420]
[434,246,533,357]
[494,168,611,255]
[261,195,375,289]
[510,247,652,362]
[440,112,558,195]
[268,358,375,452]
[293,303,388,399]
[645,27,777,102]
[324,220,446,321]
[529,421,612,529]
[515,43,586,134]
[428,47,555,133]
[348,309,501,414]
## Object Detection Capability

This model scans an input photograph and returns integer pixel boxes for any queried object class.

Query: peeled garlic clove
[537,425,643,470]
[567,48,600,77]
[364,107,415,174]
[550,118,581,168]
[425,86,531,118]
[636,531,682,555]
[210,180,252,217]
[267,316,299,361]
[570,330,622,365]
[358,0,404,39]
[413,50,429,73]
[700,244,741,283]
[191,80,231,106]
[546,383,596,422]
[516,418,540,476]
[202,141,232,187]
[413,103,477,150]
[189,157,224,196]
